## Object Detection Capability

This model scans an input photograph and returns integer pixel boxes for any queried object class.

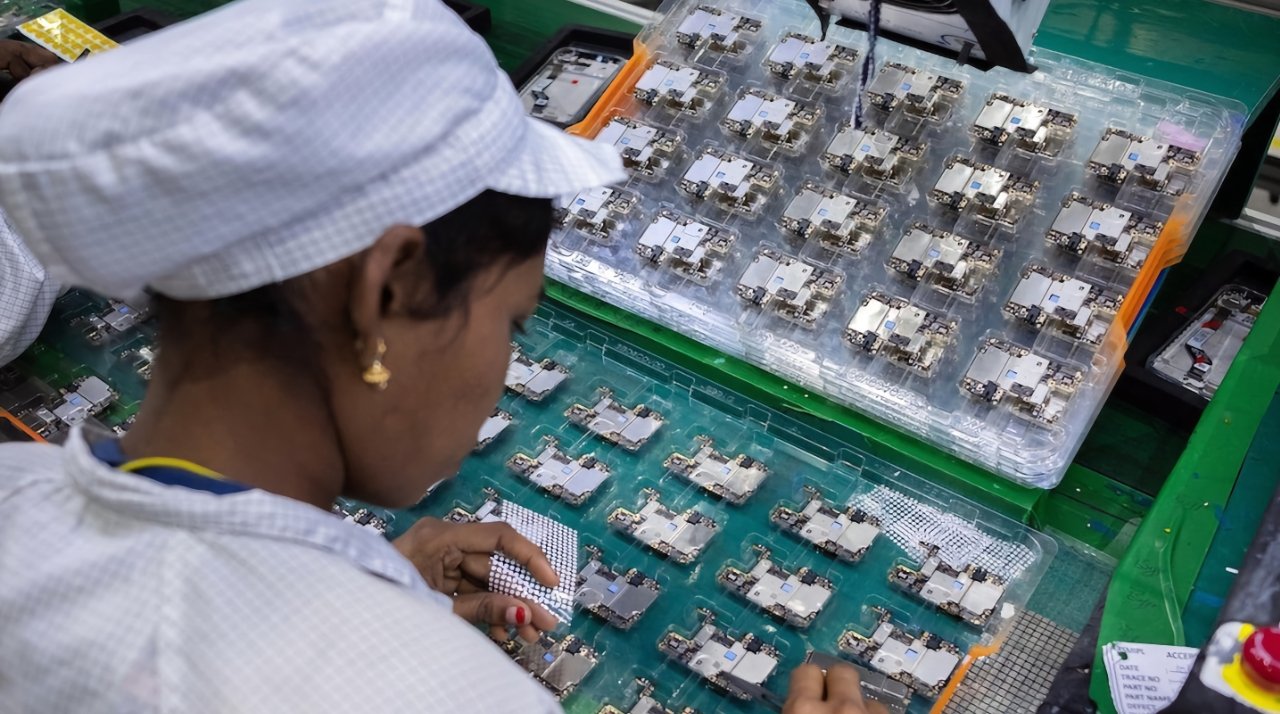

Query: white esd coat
[0,207,58,366]
[0,428,563,714]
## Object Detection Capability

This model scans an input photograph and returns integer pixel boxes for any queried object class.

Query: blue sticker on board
[1006,370,1018,379]
[885,320,896,330]
[1049,294,1061,304]
[1010,116,1022,125]
[725,651,738,661]
[1089,221,1101,230]
[781,582,795,593]
[970,181,982,190]
[1128,151,1140,161]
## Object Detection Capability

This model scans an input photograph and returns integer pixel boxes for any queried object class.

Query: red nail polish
[515,607,527,625]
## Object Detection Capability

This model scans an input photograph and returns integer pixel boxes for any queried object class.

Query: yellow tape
[19,8,118,64]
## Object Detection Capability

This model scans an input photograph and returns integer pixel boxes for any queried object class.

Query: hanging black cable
[852,0,883,130]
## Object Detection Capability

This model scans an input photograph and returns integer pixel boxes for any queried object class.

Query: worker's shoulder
[174,547,561,712]
[0,440,64,490]
[0,439,61,466]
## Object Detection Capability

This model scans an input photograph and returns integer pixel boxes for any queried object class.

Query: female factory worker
[0,0,885,712]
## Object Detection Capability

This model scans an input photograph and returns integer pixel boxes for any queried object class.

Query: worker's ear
[349,225,427,355]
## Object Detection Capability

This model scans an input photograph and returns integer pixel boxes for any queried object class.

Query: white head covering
[0,0,625,300]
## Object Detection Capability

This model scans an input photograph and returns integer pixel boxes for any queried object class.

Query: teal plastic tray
[363,301,1056,713]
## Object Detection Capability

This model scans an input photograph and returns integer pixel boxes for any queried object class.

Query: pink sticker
[1157,120,1209,152]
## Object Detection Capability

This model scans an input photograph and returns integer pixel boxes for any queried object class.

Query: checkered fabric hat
[0,0,624,300]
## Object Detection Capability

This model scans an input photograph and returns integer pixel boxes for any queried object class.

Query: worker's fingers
[6,57,32,81]
[393,518,460,592]
[454,576,558,630]
[451,592,557,642]
[461,553,492,582]
[866,700,890,714]
[523,599,558,634]
[453,592,532,628]
[823,662,869,707]
[785,664,826,704]
[18,43,58,70]
[0,40,56,81]
[454,522,560,588]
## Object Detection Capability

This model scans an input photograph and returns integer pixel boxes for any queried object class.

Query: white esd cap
[0,0,626,300]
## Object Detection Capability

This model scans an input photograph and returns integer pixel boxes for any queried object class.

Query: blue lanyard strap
[89,438,250,495]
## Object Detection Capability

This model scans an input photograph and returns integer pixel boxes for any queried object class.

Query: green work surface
[1035,0,1280,127]
[1181,386,1280,649]
[1090,273,1280,713]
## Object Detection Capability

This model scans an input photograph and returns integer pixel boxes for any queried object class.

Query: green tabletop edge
[1088,276,1280,714]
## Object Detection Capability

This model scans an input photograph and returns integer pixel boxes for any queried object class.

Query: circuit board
[1,290,154,441]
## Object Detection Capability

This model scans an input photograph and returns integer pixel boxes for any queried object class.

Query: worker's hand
[0,40,59,81]
[393,517,560,642]
[783,663,890,714]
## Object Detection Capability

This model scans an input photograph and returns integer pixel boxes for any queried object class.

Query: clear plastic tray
[546,0,1245,487]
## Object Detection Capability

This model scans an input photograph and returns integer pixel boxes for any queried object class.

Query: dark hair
[407,190,554,319]
[154,190,553,366]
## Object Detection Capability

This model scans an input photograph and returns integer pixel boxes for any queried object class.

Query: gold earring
[361,338,391,390]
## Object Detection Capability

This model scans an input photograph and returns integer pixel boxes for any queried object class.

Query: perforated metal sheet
[942,611,1078,714]
[853,484,1037,581]
[485,500,580,624]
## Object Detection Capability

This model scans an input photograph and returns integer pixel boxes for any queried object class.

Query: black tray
[509,25,636,89]
[95,7,178,42]
[1115,250,1278,431]
[444,1,492,35]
